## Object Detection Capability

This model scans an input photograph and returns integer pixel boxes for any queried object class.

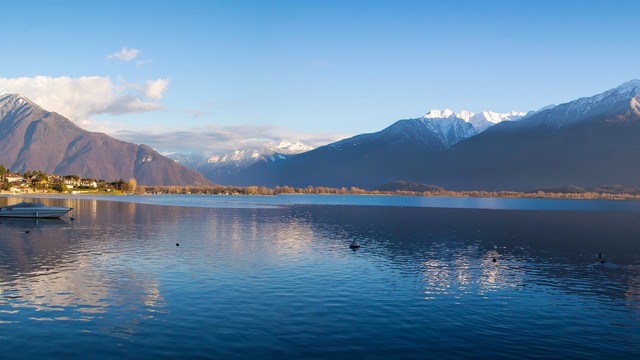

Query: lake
[0,195,638,359]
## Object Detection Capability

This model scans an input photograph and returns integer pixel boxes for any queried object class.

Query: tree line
[136,184,640,200]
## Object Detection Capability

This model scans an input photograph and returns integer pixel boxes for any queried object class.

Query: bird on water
[349,239,360,249]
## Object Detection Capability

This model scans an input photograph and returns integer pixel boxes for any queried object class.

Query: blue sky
[1,0,639,154]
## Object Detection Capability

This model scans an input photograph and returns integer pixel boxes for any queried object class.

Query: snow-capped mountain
[269,140,314,154]
[205,140,313,167]
[214,109,527,187]
[370,115,478,148]
[424,109,527,132]
[168,140,314,171]
[220,79,640,190]
[328,117,473,151]
[207,149,262,167]
[522,79,640,129]
[331,108,523,151]
[165,152,206,169]
[170,140,314,183]
[427,78,640,190]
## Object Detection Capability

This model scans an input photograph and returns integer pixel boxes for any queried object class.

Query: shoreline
[2,189,640,202]
[4,192,640,215]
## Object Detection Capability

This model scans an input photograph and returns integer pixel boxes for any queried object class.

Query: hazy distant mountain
[222,79,640,190]
[0,89,210,186]
[168,140,314,184]
[206,140,312,166]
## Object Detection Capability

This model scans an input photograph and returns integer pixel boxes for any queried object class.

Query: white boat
[0,202,72,218]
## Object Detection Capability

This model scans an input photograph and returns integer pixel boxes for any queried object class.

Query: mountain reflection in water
[0,197,638,358]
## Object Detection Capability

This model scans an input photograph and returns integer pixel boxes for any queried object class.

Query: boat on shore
[0,201,72,218]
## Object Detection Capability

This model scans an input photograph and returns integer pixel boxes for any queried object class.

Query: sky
[1,0,639,156]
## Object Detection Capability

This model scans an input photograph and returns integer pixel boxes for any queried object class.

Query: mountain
[424,79,640,190]
[168,140,313,184]
[424,109,526,132]
[0,90,210,186]
[165,152,205,170]
[205,140,313,167]
[223,79,640,191]
[220,110,522,187]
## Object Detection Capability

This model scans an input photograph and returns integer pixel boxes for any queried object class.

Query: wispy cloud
[112,125,348,154]
[0,76,170,126]
[183,109,216,119]
[136,59,154,67]
[107,47,141,61]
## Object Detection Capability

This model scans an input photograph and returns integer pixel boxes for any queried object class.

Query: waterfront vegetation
[140,185,640,200]
[3,164,640,200]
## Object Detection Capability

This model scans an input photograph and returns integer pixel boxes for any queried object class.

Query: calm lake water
[0,195,639,359]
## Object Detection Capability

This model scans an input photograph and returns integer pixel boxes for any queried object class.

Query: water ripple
[0,198,638,358]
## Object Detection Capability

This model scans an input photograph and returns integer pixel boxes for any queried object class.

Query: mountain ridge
[221,79,640,190]
[424,109,526,132]
[0,91,210,186]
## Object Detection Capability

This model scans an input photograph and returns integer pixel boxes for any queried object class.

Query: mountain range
[0,89,209,186]
[169,140,313,181]
[217,79,640,191]
[204,109,528,186]
[3,80,640,191]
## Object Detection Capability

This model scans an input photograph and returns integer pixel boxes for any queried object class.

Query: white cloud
[107,47,141,61]
[0,76,169,126]
[136,59,154,67]
[143,79,170,99]
[122,78,170,101]
[112,125,348,155]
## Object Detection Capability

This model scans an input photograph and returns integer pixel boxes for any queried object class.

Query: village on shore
[0,169,125,194]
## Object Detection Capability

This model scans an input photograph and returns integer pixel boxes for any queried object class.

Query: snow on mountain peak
[0,88,8,96]
[615,79,640,94]
[545,79,640,129]
[424,109,456,119]
[270,140,313,154]
[201,139,313,168]
[423,109,526,132]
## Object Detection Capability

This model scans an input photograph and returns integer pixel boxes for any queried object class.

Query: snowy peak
[267,140,313,154]
[528,79,640,129]
[478,110,526,124]
[204,140,313,168]
[0,90,38,110]
[0,91,41,124]
[424,108,458,119]
[613,79,640,95]
[564,79,640,112]
[354,108,526,151]
[207,149,260,166]
[424,109,526,132]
